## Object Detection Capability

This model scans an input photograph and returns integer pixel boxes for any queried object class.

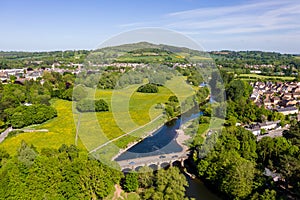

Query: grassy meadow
[1,76,196,158]
[238,73,295,81]
[0,100,84,155]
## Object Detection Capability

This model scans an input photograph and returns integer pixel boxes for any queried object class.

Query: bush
[76,99,109,112]
[168,95,179,103]
[137,83,158,93]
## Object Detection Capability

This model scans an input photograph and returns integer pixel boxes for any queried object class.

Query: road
[0,127,13,143]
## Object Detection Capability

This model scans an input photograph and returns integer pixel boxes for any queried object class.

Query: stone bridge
[116,151,189,172]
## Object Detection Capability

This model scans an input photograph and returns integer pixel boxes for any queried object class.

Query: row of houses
[244,120,281,136]
[0,65,83,83]
[250,81,300,115]
[245,64,289,70]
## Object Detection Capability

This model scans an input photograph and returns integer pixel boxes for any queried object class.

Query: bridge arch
[122,168,132,173]
[148,164,159,171]
[160,162,171,169]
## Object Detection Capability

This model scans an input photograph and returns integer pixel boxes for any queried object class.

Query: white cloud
[116,0,300,53]
[165,0,300,35]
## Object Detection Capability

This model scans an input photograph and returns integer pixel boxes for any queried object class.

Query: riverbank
[111,120,167,161]
[113,110,202,162]
[175,129,191,152]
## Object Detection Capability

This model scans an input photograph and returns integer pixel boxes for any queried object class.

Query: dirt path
[112,184,124,200]
[0,127,12,144]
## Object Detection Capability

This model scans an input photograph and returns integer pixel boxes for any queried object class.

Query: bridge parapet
[117,151,189,171]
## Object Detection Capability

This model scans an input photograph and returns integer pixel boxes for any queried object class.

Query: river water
[115,110,200,161]
[185,176,221,200]
[115,109,221,199]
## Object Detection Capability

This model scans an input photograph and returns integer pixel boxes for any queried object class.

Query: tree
[137,83,158,93]
[8,105,57,128]
[0,149,9,168]
[17,140,37,168]
[251,189,277,200]
[72,85,88,101]
[142,167,188,200]
[95,99,109,112]
[226,79,252,102]
[79,159,121,199]
[138,166,154,188]
[220,152,256,199]
[283,121,300,147]
[123,172,139,192]
[76,99,109,112]
[168,95,179,103]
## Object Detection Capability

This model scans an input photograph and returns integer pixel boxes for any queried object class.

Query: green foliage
[137,83,158,93]
[165,105,175,118]
[115,48,187,64]
[257,136,298,168]
[195,126,258,199]
[220,152,256,199]
[168,95,179,103]
[123,172,139,192]
[98,73,119,89]
[0,144,122,199]
[212,50,298,72]
[187,67,204,86]
[226,79,252,102]
[7,104,57,128]
[209,71,225,102]
[283,121,300,147]
[0,149,9,168]
[199,116,210,124]
[140,167,189,200]
[251,189,277,200]
[76,99,109,112]
[17,140,37,168]
[226,98,282,124]
[138,166,154,188]
[196,86,209,103]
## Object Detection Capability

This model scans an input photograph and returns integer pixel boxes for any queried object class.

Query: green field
[78,76,195,153]
[0,76,196,157]
[0,100,84,155]
[238,73,295,81]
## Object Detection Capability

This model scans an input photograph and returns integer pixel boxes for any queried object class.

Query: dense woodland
[0,142,190,199]
[0,143,122,199]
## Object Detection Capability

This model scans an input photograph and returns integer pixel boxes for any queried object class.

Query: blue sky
[0,0,299,53]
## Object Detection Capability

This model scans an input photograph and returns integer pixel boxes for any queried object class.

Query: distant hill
[88,42,211,64]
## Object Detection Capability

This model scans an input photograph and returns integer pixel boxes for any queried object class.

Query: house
[293,92,300,99]
[282,93,293,100]
[259,120,280,130]
[263,99,272,107]
[286,100,298,106]
[276,107,298,115]
[272,97,280,104]
[245,124,261,136]
[0,72,8,81]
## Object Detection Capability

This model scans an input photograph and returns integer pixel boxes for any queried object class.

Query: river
[115,109,201,161]
[115,109,221,200]
[185,175,221,200]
